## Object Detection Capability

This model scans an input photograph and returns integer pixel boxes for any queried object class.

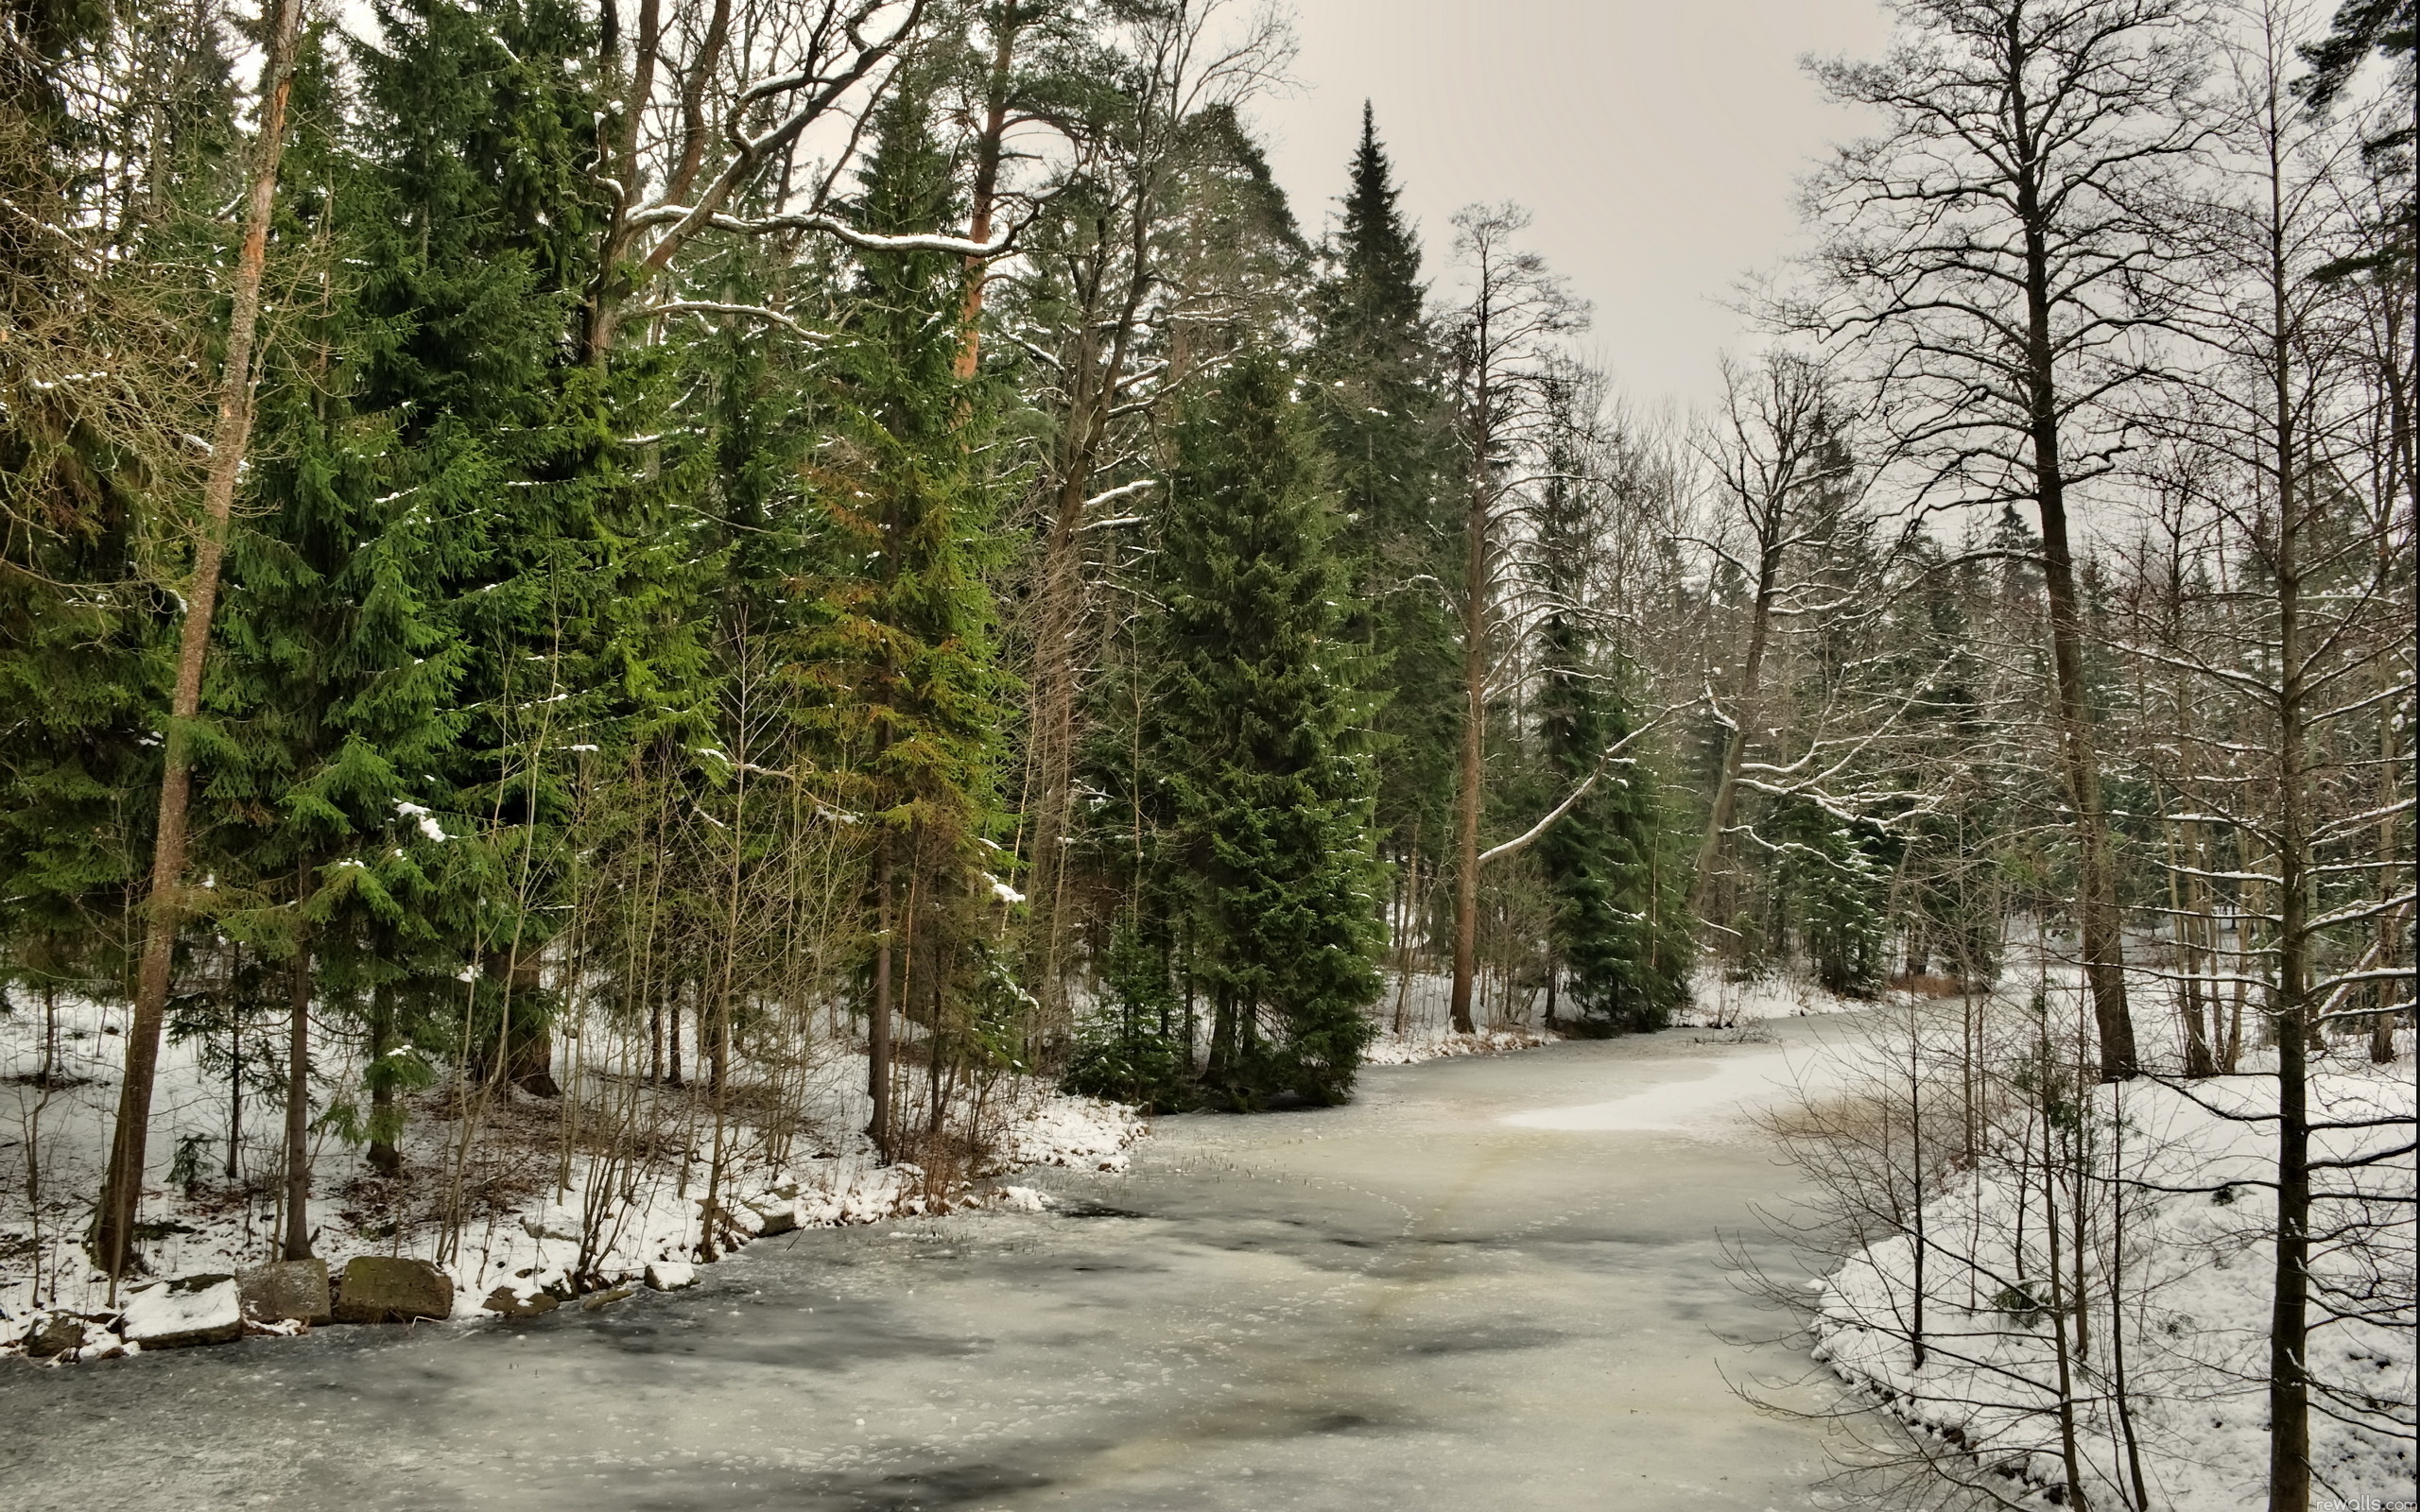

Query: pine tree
[1152,350,1382,1106]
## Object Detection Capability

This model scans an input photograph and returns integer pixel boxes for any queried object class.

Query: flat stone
[25,1314,86,1358]
[238,1259,331,1326]
[480,1285,560,1318]
[579,1286,633,1313]
[331,1256,453,1324]
[121,1274,242,1349]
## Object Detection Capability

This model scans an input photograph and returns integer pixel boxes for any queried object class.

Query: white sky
[1247,0,1895,412]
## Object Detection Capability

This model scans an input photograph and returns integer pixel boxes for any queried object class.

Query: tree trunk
[1448,459,1488,1034]
[368,983,400,1177]
[1687,541,1782,926]
[2014,128,2135,1080]
[282,936,312,1261]
[224,1022,241,1181]
[867,839,895,1160]
[951,16,1017,380]
[94,0,307,1279]
[2264,141,2312,1509]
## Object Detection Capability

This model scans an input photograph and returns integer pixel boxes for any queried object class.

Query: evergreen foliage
[1308,106,1460,870]
[1150,351,1382,1106]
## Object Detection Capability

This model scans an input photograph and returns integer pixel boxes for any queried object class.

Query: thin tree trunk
[282,933,311,1261]
[2264,134,2312,1505]
[868,839,895,1160]
[368,983,400,1177]
[94,0,307,1279]
[2014,86,2134,1079]
[1688,541,1782,924]
[950,16,1017,381]
[225,1019,241,1181]
[1449,461,1488,1034]
[667,987,684,1089]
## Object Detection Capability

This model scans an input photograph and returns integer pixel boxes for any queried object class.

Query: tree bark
[368,983,401,1177]
[94,0,307,1278]
[2263,95,2311,1505]
[1687,538,1783,926]
[282,934,312,1261]
[2011,49,2135,1080]
[951,13,1018,380]
[868,838,895,1160]
[1445,426,1496,1035]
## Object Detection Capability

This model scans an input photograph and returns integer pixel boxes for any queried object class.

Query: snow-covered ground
[1803,945,2416,1509]
[1358,960,1864,1065]
[1,992,1141,1357]
[1358,968,1557,1063]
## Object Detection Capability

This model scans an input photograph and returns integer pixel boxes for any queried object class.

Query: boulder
[644,1260,697,1292]
[331,1256,453,1324]
[121,1274,242,1349]
[480,1285,560,1319]
[743,1194,800,1236]
[25,1314,86,1359]
[239,1259,331,1326]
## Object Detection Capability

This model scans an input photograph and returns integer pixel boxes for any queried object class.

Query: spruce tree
[192,17,475,1207]
[1153,350,1382,1106]
[1530,393,1689,1034]
[1308,106,1459,892]
[327,0,612,1154]
[792,70,1011,1157]
[0,0,191,1061]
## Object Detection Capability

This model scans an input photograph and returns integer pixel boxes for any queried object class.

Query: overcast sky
[1245,0,1895,412]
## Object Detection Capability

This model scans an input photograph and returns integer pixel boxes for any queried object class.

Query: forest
[1,1,2412,1509]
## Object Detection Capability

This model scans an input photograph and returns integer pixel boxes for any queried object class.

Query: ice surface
[0,1025,1846,1511]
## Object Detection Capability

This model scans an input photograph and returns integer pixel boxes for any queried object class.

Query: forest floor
[0,1014,1848,1511]
[0,994,1144,1342]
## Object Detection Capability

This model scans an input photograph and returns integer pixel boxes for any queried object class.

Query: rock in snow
[644,1261,697,1291]
[332,1257,452,1324]
[480,1284,560,1318]
[239,1259,331,1326]
[25,1314,87,1358]
[121,1275,242,1349]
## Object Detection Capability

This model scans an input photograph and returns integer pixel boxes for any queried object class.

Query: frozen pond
[1,1021,1849,1510]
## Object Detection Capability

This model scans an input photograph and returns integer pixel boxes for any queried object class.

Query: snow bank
[1,994,1148,1357]
[1811,1063,2414,1508]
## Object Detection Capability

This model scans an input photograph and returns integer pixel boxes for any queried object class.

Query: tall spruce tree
[793,68,1011,1158]
[1308,107,1458,894]
[0,0,197,1063]
[186,14,493,1232]
[337,0,611,1158]
[1530,384,1688,1033]
[1153,350,1382,1107]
